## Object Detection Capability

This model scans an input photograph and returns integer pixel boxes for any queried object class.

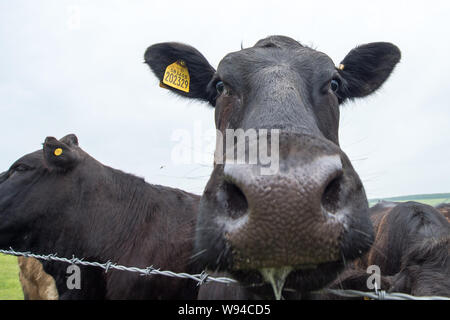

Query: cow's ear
[144,42,216,105]
[338,42,401,99]
[43,136,80,171]
[60,134,79,147]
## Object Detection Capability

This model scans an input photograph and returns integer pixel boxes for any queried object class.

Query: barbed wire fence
[0,248,235,286]
[1,247,449,300]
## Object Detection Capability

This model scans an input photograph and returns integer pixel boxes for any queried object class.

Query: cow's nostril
[321,174,343,215]
[222,181,249,219]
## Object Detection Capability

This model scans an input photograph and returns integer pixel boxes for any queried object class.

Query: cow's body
[0,135,201,299]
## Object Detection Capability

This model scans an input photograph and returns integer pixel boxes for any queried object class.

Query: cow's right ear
[144,42,216,105]
[43,136,80,171]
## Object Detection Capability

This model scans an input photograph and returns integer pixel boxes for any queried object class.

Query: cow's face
[0,134,97,252]
[145,36,401,298]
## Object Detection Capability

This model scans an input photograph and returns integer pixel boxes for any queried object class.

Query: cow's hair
[370,201,449,276]
[391,236,450,296]
[253,35,305,49]
[404,237,449,268]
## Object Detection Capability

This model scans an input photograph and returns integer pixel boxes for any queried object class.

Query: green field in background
[368,193,450,207]
[0,254,23,300]
[0,193,448,300]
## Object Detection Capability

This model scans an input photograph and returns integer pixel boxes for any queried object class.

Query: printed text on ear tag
[54,148,63,156]
[162,60,190,93]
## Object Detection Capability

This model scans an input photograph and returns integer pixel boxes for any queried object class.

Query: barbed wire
[322,289,450,301]
[1,247,449,300]
[0,247,237,286]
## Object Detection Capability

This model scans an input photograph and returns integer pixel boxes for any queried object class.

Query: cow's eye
[216,81,225,95]
[330,79,340,92]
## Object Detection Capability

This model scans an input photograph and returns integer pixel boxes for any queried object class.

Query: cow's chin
[226,261,345,299]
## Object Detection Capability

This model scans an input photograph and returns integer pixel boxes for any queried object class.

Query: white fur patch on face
[215,214,249,234]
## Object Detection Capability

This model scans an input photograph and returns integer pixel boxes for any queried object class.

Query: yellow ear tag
[338,64,345,71]
[162,60,190,93]
[54,148,63,156]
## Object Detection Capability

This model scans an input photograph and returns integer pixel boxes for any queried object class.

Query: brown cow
[436,203,450,222]
[18,257,58,300]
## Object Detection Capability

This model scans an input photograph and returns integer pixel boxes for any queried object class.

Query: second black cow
[0,134,201,299]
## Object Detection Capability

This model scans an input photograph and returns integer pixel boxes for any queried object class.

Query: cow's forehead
[217,45,335,81]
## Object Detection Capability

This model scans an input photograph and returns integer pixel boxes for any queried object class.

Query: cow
[323,201,450,298]
[144,35,401,299]
[18,257,58,300]
[368,201,449,297]
[436,203,450,222]
[0,134,201,299]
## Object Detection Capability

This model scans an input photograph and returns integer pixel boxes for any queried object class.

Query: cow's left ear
[144,42,216,105]
[60,134,79,147]
[43,135,80,171]
[338,42,401,99]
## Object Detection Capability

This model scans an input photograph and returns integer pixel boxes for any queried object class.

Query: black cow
[333,201,450,298]
[309,201,450,299]
[0,134,201,299]
[144,35,401,299]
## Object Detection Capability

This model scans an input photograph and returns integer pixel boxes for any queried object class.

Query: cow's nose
[221,154,345,269]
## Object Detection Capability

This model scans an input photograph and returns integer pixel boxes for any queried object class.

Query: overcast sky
[1,0,449,199]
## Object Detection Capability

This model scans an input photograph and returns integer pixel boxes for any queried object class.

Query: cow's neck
[33,167,169,261]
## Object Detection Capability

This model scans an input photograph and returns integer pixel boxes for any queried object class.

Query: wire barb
[197,271,210,286]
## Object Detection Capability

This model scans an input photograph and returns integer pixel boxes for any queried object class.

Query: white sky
[0,0,449,198]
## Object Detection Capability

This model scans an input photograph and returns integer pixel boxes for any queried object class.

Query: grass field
[368,192,450,207]
[0,193,448,300]
[0,254,23,300]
